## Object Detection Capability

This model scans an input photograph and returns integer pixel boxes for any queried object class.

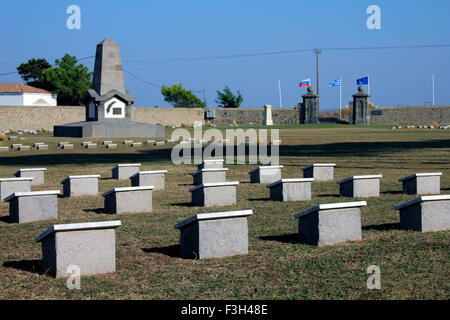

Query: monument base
[54,120,165,138]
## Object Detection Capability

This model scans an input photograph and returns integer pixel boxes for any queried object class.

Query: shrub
[161,84,205,108]
[433,122,439,129]
[216,86,243,108]
[232,119,237,126]
[40,128,47,133]
[0,132,6,141]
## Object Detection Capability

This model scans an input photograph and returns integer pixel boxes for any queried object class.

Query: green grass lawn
[0,125,449,299]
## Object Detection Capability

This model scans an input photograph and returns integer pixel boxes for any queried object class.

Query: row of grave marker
[0,140,171,152]
[0,160,448,278]
[1,163,445,214]
[1,137,282,153]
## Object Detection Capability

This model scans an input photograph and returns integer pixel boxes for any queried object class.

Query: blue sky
[1,0,449,110]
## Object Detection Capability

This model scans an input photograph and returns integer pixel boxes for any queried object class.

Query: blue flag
[329,78,342,88]
[357,76,369,85]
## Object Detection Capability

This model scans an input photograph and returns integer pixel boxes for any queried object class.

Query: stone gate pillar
[300,86,318,124]
[264,104,273,126]
[352,86,370,124]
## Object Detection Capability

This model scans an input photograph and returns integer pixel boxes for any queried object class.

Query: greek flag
[329,78,342,88]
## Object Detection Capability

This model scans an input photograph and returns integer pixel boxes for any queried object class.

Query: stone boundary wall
[370,105,450,125]
[0,106,85,131]
[210,108,299,125]
[1,105,449,130]
[132,107,204,126]
[0,106,205,130]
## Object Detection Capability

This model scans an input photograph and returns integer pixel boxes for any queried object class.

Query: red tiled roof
[0,83,53,94]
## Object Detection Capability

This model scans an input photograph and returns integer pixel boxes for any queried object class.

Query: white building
[0,83,57,106]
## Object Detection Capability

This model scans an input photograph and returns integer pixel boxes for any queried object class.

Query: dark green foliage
[41,54,92,106]
[17,58,52,90]
[161,84,205,108]
[216,86,243,108]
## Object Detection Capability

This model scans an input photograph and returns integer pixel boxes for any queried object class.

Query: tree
[161,84,205,108]
[41,54,92,106]
[17,58,53,90]
[215,86,243,108]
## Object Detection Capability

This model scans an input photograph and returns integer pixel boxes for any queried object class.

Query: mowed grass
[0,125,449,300]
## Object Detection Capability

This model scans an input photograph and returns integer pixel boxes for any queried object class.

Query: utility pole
[203,87,207,107]
[278,79,283,108]
[314,49,321,116]
[432,73,435,106]
[339,76,342,119]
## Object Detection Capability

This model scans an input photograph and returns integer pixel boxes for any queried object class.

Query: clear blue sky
[1,0,449,110]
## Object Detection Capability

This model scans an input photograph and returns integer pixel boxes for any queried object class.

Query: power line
[122,68,162,88]
[2,43,449,93]
[0,55,95,77]
[123,68,205,93]
[2,43,449,75]
[0,71,19,76]
[78,55,95,61]
[321,44,450,51]
[121,43,450,65]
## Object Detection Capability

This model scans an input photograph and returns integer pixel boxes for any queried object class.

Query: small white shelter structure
[0,83,57,106]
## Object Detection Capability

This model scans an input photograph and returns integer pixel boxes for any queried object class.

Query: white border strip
[394,195,450,210]
[175,210,253,229]
[5,190,60,202]
[266,178,314,188]
[189,181,239,192]
[60,175,101,184]
[399,172,442,182]
[294,201,367,219]
[0,177,33,182]
[337,175,383,184]
[35,220,122,242]
[248,165,284,174]
[102,186,154,197]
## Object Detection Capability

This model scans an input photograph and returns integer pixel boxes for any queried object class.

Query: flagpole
[368,75,371,95]
[432,73,435,106]
[278,79,283,108]
[339,76,342,118]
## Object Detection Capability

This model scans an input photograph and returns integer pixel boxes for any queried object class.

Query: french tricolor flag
[299,78,311,87]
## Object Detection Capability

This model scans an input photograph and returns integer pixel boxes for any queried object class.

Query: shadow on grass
[1,139,449,167]
[279,139,450,158]
[170,202,195,207]
[3,259,45,275]
[83,208,105,214]
[381,190,404,195]
[178,183,193,187]
[259,233,299,244]
[0,148,174,167]
[0,216,10,223]
[142,245,180,258]
[248,198,270,202]
[317,194,340,198]
[363,223,401,231]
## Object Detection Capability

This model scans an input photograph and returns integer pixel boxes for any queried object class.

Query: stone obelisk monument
[54,38,164,138]
[92,38,126,96]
